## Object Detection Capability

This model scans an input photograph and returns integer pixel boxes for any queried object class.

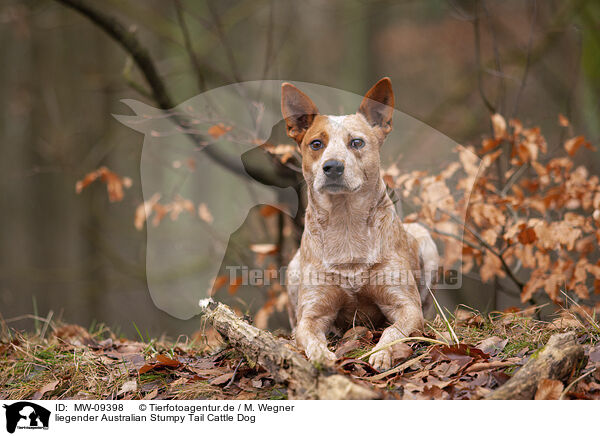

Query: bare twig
[54,0,298,188]
[481,0,506,114]
[206,0,243,83]
[512,0,537,118]
[440,208,526,293]
[473,1,496,114]
[224,357,244,389]
[559,367,597,400]
[173,0,207,92]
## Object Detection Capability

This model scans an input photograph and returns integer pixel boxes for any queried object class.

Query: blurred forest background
[0,0,599,338]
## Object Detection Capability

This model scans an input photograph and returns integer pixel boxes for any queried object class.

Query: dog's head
[281,78,394,195]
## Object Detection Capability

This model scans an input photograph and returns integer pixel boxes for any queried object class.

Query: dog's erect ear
[358,77,394,135]
[281,83,319,144]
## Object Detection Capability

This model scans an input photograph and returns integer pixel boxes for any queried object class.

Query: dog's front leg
[368,284,423,370]
[295,286,343,366]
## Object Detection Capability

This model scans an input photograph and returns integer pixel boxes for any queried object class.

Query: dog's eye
[350,138,365,149]
[309,139,324,151]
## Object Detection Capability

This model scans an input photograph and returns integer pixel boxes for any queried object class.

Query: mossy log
[486,332,585,400]
[201,300,380,400]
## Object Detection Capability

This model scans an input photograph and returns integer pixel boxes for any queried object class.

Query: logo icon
[2,402,50,433]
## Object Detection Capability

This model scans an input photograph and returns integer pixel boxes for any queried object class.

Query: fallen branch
[200,300,380,400]
[486,332,585,400]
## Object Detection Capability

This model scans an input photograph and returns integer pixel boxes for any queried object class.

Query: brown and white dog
[281,77,439,370]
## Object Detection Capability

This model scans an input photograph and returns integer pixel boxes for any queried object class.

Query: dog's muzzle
[322,159,344,178]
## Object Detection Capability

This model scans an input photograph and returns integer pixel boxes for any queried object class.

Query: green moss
[269,388,287,400]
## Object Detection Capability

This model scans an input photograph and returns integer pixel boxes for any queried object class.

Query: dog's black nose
[323,159,344,177]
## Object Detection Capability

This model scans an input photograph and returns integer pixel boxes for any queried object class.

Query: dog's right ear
[281,83,319,144]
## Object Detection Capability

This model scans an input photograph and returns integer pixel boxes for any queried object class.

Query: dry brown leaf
[208,123,232,139]
[52,324,95,346]
[491,113,507,139]
[476,336,508,356]
[117,380,137,396]
[156,354,181,368]
[517,225,537,245]
[143,388,158,400]
[210,372,235,385]
[228,276,243,295]
[558,114,570,127]
[211,276,229,295]
[198,203,214,224]
[249,244,278,255]
[391,342,413,362]
[134,193,161,230]
[534,379,563,400]
[564,136,589,156]
[32,379,59,400]
[75,166,132,202]
[259,205,281,217]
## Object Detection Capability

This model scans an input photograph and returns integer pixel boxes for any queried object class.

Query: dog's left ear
[358,77,394,135]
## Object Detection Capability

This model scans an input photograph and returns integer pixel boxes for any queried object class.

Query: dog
[281,77,439,370]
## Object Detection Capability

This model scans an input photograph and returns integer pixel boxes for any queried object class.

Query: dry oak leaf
[491,113,507,140]
[134,193,161,230]
[117,380,138,396]
[517,225,537,245]
[564,136,592,156]
[250,244,278,255]
[198,203,214,224]
[52,324,96,347]
[534,379,563,400]
[32,379,60,400]
[267,144,296,163]
[75,166,132,202]
[476,336,508,356]
[558,114,570,127]
[228,276,243,295]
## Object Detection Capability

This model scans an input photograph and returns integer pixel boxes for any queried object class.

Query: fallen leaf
[156,354,181,368]
[391,342,413,362]
[588,345,600,363]
[455,309,484,326]
[53,324,96,347]
[32,380,59,400]
[210,372,235,386]
[534,379,563,400]
[143,388,158,400]
[335,339,362,359]
[117,380,137,396]
[476,336,508,356]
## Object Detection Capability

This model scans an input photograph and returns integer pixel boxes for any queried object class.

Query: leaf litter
[1,306,599,400]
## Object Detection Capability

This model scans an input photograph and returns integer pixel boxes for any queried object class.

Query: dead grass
[1,305,599,400]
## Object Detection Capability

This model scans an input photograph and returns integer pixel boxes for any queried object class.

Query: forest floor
[1,305,600,400]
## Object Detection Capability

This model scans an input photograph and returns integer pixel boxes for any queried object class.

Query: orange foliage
[390,113,599,306]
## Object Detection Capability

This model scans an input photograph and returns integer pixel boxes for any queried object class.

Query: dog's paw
[305,343,337,367]
[369,348,392,371]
